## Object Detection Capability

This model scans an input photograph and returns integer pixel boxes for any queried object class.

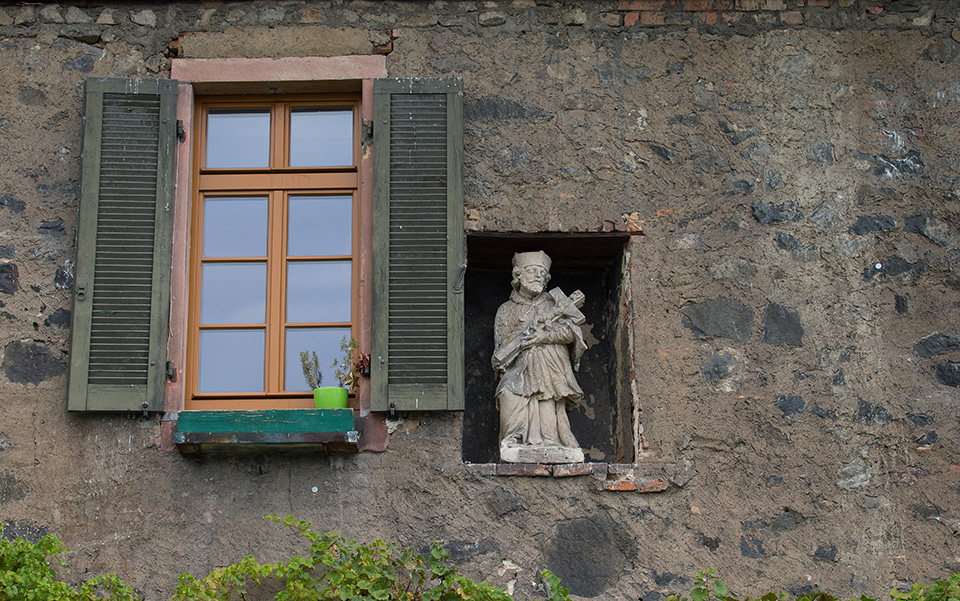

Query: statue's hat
[513,250,551,271]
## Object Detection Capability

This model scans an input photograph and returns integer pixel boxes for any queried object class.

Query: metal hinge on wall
[176,120,186,143]
[361,120,374,147]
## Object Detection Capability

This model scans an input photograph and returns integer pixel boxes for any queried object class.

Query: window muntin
[188,96,359,410]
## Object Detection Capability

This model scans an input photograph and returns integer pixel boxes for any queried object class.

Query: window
[187,96,360,410]
[67,62,466,425]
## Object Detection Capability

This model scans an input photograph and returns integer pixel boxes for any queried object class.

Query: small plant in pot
[332,335,360,392]
[299,350,348,409]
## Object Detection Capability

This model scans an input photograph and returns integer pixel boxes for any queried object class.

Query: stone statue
[492,250,587,464]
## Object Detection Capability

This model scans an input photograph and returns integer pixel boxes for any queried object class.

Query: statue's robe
[492,288,586,448]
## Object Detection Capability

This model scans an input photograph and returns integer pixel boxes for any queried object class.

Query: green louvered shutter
[371,78,464,411]
[67,78,178,412]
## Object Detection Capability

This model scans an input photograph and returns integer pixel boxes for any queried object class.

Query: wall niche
[462,232,640,464]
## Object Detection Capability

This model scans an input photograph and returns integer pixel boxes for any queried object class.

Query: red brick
[598,479,638,491]
[618,0,666,9]
[722,11,744,23]
[640,11,666,24]
[736,0,760,9]
[780,10,803,24]
[624,11,639,25]
[464,463,497,476]
[760,0,786,8]
[496,463,551,477]
[637,479,669,493]
[607,463,636,475]
[808,0,829,6]
[553,463,605,478]
[950,465,960,473]
[683,0,733,9]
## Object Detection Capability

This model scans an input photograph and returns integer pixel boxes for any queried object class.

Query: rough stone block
[2,522,48,544]
[935,362,960,387]
[862,257,925,282]
[915,333,960,358]
[814,544,838,561]
[543,512,636,597]
[484,489,523,516]
[14,6,37,26]
[762,303,803,347]
[855,400,891,426]
[777,395,805,417]
[0,264,18,295]
[752,201,801,225]
[130,9,157,27]
[1,340,67,385]
[39,5,64,23]
[682,299,754,343]
[65,6,94,24]
[478,11,506,27]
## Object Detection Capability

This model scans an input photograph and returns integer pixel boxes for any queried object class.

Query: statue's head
[511,250,551,296]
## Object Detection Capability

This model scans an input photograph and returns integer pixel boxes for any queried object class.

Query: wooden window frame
[186,95,361,410]
[163,58,387,445]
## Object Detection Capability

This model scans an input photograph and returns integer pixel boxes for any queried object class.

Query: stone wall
[0,1,958,600]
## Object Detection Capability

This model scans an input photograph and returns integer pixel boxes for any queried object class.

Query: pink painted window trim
[163,57,387,443]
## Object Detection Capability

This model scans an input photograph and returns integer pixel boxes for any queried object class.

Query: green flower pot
[313,387,349,409]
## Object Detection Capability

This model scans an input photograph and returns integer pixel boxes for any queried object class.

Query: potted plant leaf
[332,335,360,392]
[299,350,348,409]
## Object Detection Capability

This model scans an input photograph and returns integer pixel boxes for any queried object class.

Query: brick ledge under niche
[464,461,681,492]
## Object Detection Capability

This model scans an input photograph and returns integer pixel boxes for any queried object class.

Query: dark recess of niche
[461,232,637,464]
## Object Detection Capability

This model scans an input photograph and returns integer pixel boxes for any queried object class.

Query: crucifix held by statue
[492,250,587,464]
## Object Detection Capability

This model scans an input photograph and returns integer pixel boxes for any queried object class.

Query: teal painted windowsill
[174,409,358,452]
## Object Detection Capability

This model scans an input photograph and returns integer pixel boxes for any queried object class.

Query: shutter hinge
[361,120,373,147]
[176,120,186,143]
[166,360,177,383]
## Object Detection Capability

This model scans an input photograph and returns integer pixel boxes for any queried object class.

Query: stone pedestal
[500,443,584,464]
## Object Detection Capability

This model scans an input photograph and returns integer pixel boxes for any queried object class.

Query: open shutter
[67,78,178,411]
[371,78,464,411]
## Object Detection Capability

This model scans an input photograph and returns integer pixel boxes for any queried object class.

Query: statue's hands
[519,328,548,349]
[520,325,572,348]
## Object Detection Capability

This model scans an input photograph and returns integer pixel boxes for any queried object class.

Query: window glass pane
[286,261,351,323]
[203,196,268,258]
[199,329,265,392]
[284,327,351,391]
[289,108,353,167]
[206,109,270,168]
[201,263,267,324]
[288,195,352,257]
